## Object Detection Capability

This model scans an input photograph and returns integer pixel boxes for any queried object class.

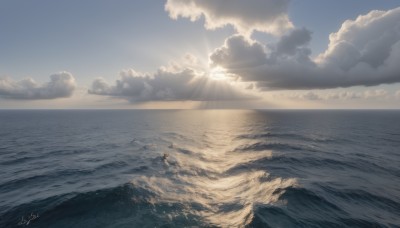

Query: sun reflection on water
[130,111,297,227]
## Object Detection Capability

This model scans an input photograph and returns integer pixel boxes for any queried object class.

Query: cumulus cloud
[88,67,254,102]
[165,0,292,35]
[0,72,76,99]
[210,7,400,90]
[275,28,312,56]
[210,35,267,69]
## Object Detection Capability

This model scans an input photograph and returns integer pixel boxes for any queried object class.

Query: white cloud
[326,91,362,100]
[210,35,267,69]
[276,91,321,101]
[272,89,394,101]
[88,67,254,102]
[363,89,389,99]
[0,72,76,99]
[210,7,400,90]
[318,8,400,68]
[395,90,400,99]
[165,0,293,35]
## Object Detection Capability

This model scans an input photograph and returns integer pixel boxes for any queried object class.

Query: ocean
[0,110,399,227]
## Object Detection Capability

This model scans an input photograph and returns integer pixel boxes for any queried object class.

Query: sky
[1,0,400,109]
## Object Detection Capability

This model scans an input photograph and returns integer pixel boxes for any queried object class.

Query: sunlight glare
[209,67,228,81]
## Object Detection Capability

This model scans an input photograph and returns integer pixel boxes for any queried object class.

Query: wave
[1,110,400,227]
[0,184,206,228]
[0,178,293,228]
[234,142,308,152]
[249,186,398,227]
[320,185,400,216]
[3,184,396,228]
[235,132,349,144]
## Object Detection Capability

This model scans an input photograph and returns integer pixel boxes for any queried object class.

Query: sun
[209,67,228,80]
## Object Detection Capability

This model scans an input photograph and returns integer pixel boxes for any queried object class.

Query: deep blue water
[0,110,399,227]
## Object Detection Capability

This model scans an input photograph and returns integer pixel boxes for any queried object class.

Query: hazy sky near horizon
[1,0,400,109]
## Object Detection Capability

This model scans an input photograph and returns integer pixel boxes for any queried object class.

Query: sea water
[0,110,399,227]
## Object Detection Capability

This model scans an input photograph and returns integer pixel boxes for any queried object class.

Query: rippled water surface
[0,110,400,227]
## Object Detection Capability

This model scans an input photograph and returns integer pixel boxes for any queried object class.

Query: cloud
[325,91,362,100]
[210,7,400,90]
[272,91,323,101]
[88,67,254,102]
[275,28,312,56]
[165,0,292,35]
[273,89,394,101]
[0,72,76,99]
[210,35,267,69]
[326,90,391,100]
[396,90,400,99]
